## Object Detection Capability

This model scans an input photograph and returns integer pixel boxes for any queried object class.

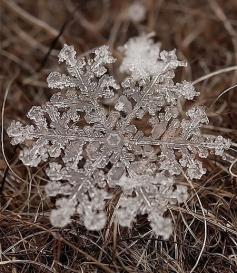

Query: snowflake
[7,35,231,239]
[119,33,186,81]
[127,2,146,23]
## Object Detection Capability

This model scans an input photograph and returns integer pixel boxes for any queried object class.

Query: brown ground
[1,0,237,272]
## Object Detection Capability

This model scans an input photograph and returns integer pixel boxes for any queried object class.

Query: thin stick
[193,66,237,85]
[1,73,28,184]
[2,0,60,39]
[229,158,237,178]
[181,171,207,273]
[209,83,237,109]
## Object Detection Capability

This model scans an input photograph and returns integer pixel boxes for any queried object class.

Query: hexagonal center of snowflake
[106,132,123,147]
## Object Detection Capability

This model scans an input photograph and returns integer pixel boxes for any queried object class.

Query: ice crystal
[7,35,231,239]
[120,33,186,81]
[127,2,146,23]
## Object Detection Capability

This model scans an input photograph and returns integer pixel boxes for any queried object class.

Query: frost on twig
[7,34,231,238]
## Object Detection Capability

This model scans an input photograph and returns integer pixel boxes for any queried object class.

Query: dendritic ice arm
[47,44,119,98]
[116,171,188,239]
[45,162,109,229]
[7,104,68,166]
[47,44,119,126]
[7,101,91,167]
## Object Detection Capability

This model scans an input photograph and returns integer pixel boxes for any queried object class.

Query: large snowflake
[7,35,230,239]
